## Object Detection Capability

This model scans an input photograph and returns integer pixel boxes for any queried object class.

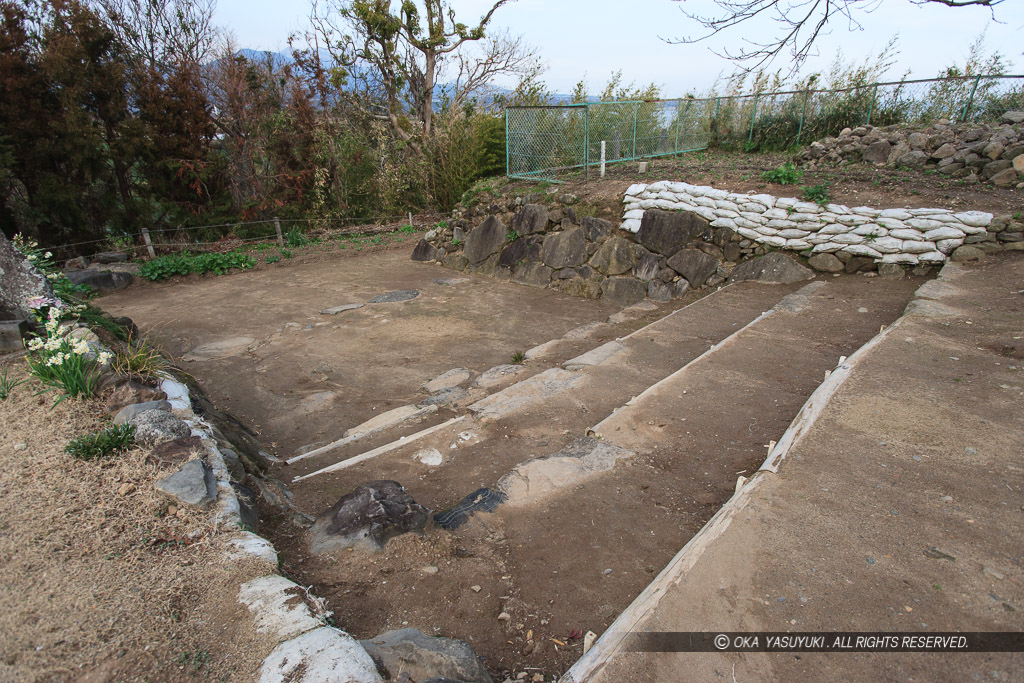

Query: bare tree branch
[663,0,1006,72]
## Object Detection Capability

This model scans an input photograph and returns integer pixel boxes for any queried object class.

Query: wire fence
[505,74,1024,182]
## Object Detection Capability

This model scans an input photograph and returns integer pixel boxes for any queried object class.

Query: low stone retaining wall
[620,181,994,266]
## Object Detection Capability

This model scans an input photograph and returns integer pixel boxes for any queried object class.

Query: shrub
[112,335,167,380]
[0,367,27,400]
[802,183,831,205]
[761,162,803,185]
[65,424,136,461]
[138,251,256,281]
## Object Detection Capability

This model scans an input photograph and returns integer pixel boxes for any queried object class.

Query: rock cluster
[621,181,1002,267]
[794,112,1024,189]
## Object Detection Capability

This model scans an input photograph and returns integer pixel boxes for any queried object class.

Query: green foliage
[761,162,803,185]
[111,335,166,380]
[0,367,27,400]
[285,229,318,247]
[279,248,293,259]
[65,424,136,461]
[802,183,831,205]
[510,350,526,365]
[24,309,108,407]
[265,254,281,264]
[138,251,256,281]
[399,224,416,233]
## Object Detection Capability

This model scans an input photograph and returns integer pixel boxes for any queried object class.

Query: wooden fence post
[140,227,156,259]
[274,217,283,247]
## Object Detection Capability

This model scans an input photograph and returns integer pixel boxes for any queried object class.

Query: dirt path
[593,254,1024,682]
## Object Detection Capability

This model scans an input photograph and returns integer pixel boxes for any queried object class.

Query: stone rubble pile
[794,110,1024,188]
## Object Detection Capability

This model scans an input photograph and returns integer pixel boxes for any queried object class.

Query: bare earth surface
[596,254,1024,682]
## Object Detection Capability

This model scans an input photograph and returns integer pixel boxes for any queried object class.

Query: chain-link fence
[505,74,1024,182]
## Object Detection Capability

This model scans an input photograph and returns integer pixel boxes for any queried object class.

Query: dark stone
[146,438,205,471]
[554,277,603,299]
[497,238,540,269]
[359,629,492,683]
[807,253,844,273]
[723,243,742,261]
[0,320,29,352]
[695,242,725,260]
[66,270,132,293]
[442,253,469,271]
[418,387,470,407]
[541,228,587,268]
[667,249,720,287]
[511,261,553,288]
[93,251,130,264]
[310,480,430,554]
[845,256,875,274]
[581,216,613,242]
[511,204,548,236]
[589,237,637,275]
[556,267,576,279]
[64,256,89,270]
[632,253,660,281]
[601,277,647,307]
[862,140,892,163]
[154,459,216,510]
[103,380,166,415]
[464,216,508,264]
[637,210,708,256]
[434,488,506,530]
[411,239,440,262]
[728,253,815,284]
[647,280,673,302]
[656,267,676,283]
[369,290,419,303]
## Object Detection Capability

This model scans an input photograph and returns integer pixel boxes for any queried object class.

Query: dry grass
[0,364,277,682]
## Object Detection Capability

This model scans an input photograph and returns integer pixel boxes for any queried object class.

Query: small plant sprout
[760,162,803,185]
[510,350,526,364]
[65,424,136,461]
[802,183,831,206]
[0,367,27,400]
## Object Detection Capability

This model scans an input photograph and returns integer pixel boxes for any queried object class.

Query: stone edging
[559,262,962,682]
[620,181,993,265]
[157,375,383,683]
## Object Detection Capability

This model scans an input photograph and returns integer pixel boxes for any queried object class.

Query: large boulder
[862,140,892,164]
[463,216,507,264]
[128,409,191,445]
[497,238,541,269]
[636,210,708,256]
[0,232,55,322]
[511,204,548,236]
[310,480,430,555]
[581,216,613,242]
[411,239,440,262]
[589,237,637,276]
[541,228,587,268]
[359,628,492,683]
[667,249,719,287]
[728,253,814,284]
[66,269,132,293]
[601,277,647,307]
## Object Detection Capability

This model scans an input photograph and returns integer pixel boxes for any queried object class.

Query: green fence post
[584,104,590,182]
[865,84,878,126]
[960,75,982,122]
[674,98,682,153]
[748,93,759,146]
[796,90,810,147]
[504,108,510,178]
[631,102,639,161]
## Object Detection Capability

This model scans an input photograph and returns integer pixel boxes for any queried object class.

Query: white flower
[27,254,36,261]
[44,252,52,258]
[27,338,43,351]
[98,352,112,365]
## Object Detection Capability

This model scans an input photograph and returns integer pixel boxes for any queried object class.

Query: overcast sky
[213,0,1024,95]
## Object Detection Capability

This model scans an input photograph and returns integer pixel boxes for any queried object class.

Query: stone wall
[794,111,1024,188]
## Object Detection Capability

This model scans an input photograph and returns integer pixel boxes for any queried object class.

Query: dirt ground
[0,364,277,682]
[85,151,1020,681]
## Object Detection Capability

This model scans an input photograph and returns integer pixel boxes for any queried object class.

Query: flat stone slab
[433,278,470,286]
[564,341,625,369]
[259,627,382,683]
[358,628,492,683]
[239,575,322,640]
[423,368,472,394]
[320,303,364,315]
[154,458,216,509]
[182,336,255,361]
[468,368,582,421]
[345,405,437,440]
[497,437,634,506]
[369,290,419,303]
[472,364,528,390]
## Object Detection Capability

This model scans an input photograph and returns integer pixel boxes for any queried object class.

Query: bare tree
[294,0,534,153]
[665,0,1007,72]
[91,0,217,69]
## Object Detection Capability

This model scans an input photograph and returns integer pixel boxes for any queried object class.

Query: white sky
[213,0,1024,95]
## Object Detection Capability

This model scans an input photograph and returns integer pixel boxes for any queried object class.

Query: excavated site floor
[98,248,928,680]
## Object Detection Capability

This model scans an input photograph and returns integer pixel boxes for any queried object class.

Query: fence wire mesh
[506,74,1024,182]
